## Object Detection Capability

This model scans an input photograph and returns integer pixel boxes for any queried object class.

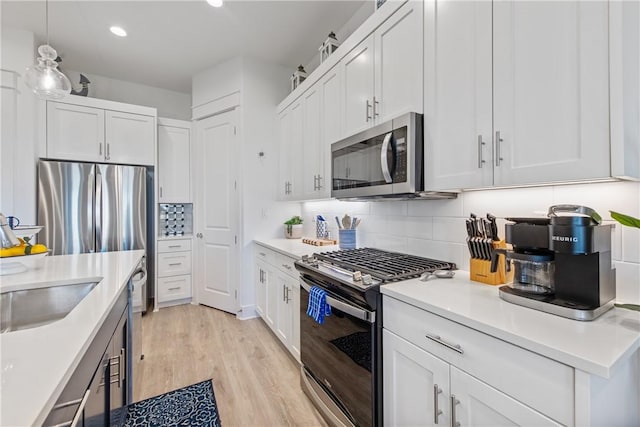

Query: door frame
[193,106,241,314]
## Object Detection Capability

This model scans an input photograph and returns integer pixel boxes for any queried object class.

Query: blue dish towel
[307,286,331,324]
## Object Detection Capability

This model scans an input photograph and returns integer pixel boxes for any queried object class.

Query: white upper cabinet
[374,0,423,123]
[105,111,155,165]
[278,100,303,200]
[342,1,423,137]
[424,0,493,190]
[319,67,342,198]
[47,102,106,163]
[302,86,322,199]
[342,35,376,137]
[47,98,156,166]
[492,1,610,186]
[425,0,611,191]
[158,119,191,203]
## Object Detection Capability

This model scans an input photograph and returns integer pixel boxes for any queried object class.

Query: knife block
[470,240,514,285]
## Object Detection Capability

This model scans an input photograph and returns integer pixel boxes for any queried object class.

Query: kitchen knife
[465,219,476,258]
[487,213,500,241]
[335,216,342,229]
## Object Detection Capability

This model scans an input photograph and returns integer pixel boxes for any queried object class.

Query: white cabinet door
[302,86,322,199]
[277,110,292,200]
[450,367,562,427]
[255,260,267,319]
[105,110,155,166]
[342,35,375,137]
[47,102,105,162]
[158,123,191,202]
[492,0,610,186]
[290,280,300,362]
[264,264,276,329]
[320,67,342,198]
[424,0,493,191]
[275,272,292,345]
[289,101,304,199]
[374,0,424,123]
[383,329,450,427]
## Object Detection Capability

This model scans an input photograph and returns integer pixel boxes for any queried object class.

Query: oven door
[300,275,375,427]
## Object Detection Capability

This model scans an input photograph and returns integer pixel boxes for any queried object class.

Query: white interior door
[195,109,239,314]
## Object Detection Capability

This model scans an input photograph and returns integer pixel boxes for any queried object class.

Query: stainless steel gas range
[295,248,456,427]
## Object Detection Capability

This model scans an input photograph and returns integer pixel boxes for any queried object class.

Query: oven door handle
[300,277,375,323]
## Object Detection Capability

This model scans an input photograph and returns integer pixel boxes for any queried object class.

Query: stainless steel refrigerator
[37,159,151,314]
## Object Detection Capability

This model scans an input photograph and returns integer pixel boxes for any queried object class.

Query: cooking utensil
[419,270,456,281]
[342,214,352,230]
[335,216,343,229]
[351,217,358,229]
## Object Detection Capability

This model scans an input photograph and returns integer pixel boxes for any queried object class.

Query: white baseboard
[237,304,258,320]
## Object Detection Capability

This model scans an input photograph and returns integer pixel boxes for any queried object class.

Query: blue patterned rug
[121,379,222,427]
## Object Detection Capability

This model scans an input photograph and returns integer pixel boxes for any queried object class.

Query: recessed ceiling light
[207,0,223,8]
[110,26,127,37]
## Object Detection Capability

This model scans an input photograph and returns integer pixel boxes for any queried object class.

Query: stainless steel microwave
[331,112,456,200]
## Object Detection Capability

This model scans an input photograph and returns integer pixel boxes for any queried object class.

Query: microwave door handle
[381,132,393,183]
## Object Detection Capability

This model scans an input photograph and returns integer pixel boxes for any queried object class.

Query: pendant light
[24,0,71,100]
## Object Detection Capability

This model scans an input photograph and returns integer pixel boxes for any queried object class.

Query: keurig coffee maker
[494,205,616,321]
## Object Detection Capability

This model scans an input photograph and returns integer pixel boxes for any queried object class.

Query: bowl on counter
[11,225,44,240]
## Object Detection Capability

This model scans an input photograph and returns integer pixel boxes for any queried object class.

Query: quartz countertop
[254,238,339,259]
[0,250,144,427]
[381,271,640,378]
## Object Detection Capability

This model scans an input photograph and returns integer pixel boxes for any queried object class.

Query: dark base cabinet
[44,283,131,427]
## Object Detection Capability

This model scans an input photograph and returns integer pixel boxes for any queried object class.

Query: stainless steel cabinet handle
[119,348,125,387]
[99,142,103,156]
[451,395,460,427]
[373,96,379,117]
[168,286,181,291]
[168,245,181,248]
[282,284,286,302]
[160,186,163,198]
[168,262,182,266]
[477,135,486,168]
[434,385,443,424]
[317,175,323,189]
[106,143,111,160]
[282,263,292,270]
[259,252,266,257]
[425,333,464,354]
[495,131,503,166]
[366,99,372,122]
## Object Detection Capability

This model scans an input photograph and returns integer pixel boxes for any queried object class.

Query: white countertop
[0,250,144,427]
[254,238,340,259]
[381,272,640,378]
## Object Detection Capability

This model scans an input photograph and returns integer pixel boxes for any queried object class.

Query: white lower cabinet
[156,238,193,307]
[383,295,640,426]
[254,243,300,362]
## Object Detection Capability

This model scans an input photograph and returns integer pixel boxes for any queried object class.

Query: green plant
[284,216,303,235]
[610,211,640,311]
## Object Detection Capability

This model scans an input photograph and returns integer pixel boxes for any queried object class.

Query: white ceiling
[1,0,367,93]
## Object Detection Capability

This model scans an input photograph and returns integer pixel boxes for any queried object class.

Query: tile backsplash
[302,181,640,304]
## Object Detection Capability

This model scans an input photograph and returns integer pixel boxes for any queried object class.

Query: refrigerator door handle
[95,170,102,252]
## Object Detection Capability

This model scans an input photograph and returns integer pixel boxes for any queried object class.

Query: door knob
[196,233,203,239]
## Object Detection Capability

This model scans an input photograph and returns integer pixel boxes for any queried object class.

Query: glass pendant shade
[25,45,71,100]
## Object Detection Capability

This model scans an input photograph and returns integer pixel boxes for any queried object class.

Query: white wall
[63,69,191,120]
[192,57,243,108]
[301,181,640,304]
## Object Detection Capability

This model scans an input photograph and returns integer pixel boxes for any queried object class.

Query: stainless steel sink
[1,281,99,333]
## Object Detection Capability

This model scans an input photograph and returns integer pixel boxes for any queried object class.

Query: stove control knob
[352,271,362,282]
[302,255,309,263]
[362,274,373,285]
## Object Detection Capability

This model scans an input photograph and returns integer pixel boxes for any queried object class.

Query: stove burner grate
[314,248,456,282]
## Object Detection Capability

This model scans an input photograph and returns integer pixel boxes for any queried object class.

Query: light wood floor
[133,303,327,426]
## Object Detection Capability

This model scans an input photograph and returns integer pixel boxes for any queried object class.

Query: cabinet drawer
[158,275,192,302]
[255,245,275,265]
[158,239,191,253]
[383,296,574,426]
[277,253,298,277]
[158,252,192,276]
